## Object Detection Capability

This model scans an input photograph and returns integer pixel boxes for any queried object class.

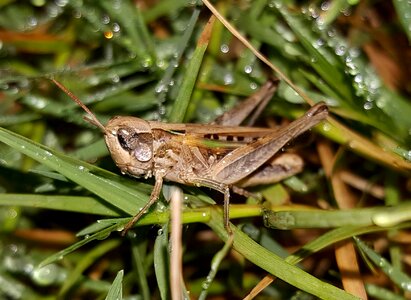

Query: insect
[52,79,328,234]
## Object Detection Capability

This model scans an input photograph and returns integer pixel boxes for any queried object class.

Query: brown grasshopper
[52,79,328,233]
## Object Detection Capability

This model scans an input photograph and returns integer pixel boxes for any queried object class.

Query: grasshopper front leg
[122,175,164,235]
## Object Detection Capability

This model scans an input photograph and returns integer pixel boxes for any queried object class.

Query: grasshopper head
[51,79,155,178]
[104,116,154,178]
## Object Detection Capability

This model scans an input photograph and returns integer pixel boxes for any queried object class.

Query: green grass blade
[154,224,170,300]
[207,209,360,300]
[130,239,150,300]
[59,239,121,297]
[105,270,124,300]
[39,221,127,267]
[393,0,411,42]
[264,202,411,229]
[168,17,213,123]
[0,194,120,216]
[355,237,411,293]
[0,126,149,215]
[288,222,411,265]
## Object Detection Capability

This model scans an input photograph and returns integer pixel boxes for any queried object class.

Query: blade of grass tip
[199,235,233,300]
[393,0,411,43]
[354,237,411,293]
[130,239,150,300]
[39,221,127,267]
[105,270,124,300]
[366,283,406,300]
[263,202,411,229]
[59,239,121,297]
[168,15,215,123]
[206,208,360,300]
[154,223,170,300]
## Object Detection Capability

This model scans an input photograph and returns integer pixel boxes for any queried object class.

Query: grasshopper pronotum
[52,79,328,233]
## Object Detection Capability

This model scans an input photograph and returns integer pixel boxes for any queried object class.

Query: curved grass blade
[207,208,360,300]
[59,239,121,297]
[105,270,124,300]
[355,237,411,293]
[0,126,149,216]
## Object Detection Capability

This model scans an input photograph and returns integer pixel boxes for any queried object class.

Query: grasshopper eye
[117,127,153,162]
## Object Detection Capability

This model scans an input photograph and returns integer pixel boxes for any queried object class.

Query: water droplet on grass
[220,44,229,54]
[32,264,58,286]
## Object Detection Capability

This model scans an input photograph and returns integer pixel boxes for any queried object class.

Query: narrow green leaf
[264,202,411,229]
[105,270,124,300]
[288,223,411,265]
[39,222,126,267]
[355,237,411,293]
[131,239,150,300]
[393,0,411,42]
[0,126,149,216]
[59,239,121,297]
[0,194,120,216]
[154,224,170,300]
[207,209,360,300]
[168,17,214,123]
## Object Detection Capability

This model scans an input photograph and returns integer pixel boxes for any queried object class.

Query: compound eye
[117,127,153,162]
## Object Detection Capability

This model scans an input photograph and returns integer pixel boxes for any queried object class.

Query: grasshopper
[52,79,328,233]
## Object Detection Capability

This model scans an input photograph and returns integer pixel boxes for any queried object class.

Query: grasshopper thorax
[104,116,154,178]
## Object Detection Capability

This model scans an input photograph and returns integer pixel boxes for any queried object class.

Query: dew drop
[321,1,330,11]
[55,0,68,7]
[313,38,325,49]
[322,122,331,132]
[223,73,234,85]
[158,105,166,116]
[111,74,120,83]
[354,74,363,83]
[101,14,110,25]
[112,23,121,33]
[335,44,346,56]
[220,44,229,54]
[104,31,113,39]
[244,65,252,74]
[363,101,373,110]
[32,265,58,286]
[46,3,59,18]
[27,16,38,27]
[401,282,411,292]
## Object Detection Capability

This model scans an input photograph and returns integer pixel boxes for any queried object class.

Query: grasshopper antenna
[51,79,107,133]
